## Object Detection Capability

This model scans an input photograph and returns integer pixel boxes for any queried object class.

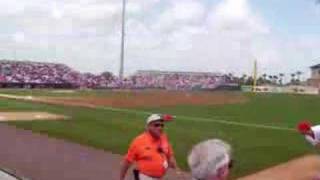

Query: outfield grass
[0,92,319,178]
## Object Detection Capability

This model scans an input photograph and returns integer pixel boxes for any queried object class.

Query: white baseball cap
[146,114,163,125]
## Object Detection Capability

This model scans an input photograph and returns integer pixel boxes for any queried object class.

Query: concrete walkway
[0,124,188,180]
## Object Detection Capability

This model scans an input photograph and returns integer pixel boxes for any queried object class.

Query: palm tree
[273,75,278,84]
[242,74,247,84]
[241,74,247,80]
[262,73,267,80]
[257,77,264,85]
[291,73,296,84]
[245,76,253,85]
[101,71,114,80]
[296,71,302,82]
[279,73,284,85]
[238,74,247,85]
[267,75,273,85]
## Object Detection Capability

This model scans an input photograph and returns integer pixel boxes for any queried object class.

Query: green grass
[0,92,319,178]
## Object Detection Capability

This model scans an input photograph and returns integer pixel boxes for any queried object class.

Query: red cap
[162,114,174,122]
[297,120,311,134]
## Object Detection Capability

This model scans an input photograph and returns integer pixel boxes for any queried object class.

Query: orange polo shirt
[125,132,174,178]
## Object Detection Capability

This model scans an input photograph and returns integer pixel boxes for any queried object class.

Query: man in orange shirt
[120,114,180,180]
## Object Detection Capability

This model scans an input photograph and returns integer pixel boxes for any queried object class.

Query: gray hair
[188,139,232,180]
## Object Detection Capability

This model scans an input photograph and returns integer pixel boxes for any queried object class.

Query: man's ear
[216,165,229,178]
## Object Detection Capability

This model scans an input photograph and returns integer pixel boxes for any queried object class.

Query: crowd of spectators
[129,71,227,90]
[0,60,114,88]
[0,60,232,90]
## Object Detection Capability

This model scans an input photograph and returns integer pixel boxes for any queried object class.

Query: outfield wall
[241,85,319,95]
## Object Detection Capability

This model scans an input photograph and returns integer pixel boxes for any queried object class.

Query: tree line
[226,71,304,86]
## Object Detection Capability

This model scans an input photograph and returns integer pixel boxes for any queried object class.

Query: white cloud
[0,0,319,80]
[153,0,206,33]
[63,2,120,20]
[13,32,25,43]
[51,2,64,19]
[0,1,26,16]
[208,0,269,34]
[141,0,274,75]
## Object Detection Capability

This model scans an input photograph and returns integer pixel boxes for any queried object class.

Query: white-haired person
[188,139,233,180]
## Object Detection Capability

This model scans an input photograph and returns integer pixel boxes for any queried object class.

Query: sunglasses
[153,123,164,128]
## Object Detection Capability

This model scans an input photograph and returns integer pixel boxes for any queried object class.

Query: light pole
[119,0,127,79]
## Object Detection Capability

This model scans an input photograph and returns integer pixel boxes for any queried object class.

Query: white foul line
[0,93,295,132]
[97,106,296,132]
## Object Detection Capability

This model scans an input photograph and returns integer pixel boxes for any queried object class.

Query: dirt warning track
[239,155,320,180]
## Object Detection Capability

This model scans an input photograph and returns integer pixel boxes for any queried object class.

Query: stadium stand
[0,60,236,90]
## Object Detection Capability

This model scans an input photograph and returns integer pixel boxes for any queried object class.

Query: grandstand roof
[0,59,65,66]
[135,70,223,76]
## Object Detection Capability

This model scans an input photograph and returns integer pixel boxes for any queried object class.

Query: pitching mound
[0,112,68,121]
[238,155,320,180]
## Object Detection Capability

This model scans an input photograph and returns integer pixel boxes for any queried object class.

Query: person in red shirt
[297,120,320,148]
[120,114,180,180]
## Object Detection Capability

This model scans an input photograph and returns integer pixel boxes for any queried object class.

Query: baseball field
[0,89,318,179]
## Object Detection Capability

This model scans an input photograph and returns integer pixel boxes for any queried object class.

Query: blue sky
[251,0,320,35]
[0,0,319,81]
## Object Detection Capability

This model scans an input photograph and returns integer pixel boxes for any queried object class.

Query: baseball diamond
[0,89,319,179]
[1,1,320,179]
